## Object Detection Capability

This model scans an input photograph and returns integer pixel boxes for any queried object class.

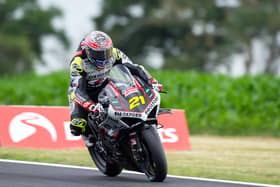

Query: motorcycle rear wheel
[88,147,123,177]
[141,127,167,182]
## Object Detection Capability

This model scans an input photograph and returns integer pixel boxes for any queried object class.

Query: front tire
[141,126,167,182]
[87,147,122,177]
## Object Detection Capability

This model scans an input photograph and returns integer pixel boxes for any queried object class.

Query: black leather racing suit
[68,42,154,136]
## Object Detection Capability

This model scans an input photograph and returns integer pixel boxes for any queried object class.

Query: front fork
[129,131,144,162]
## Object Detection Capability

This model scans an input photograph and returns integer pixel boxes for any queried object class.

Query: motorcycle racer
[68,31,162,146]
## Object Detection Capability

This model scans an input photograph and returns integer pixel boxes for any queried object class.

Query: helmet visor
[86,47,113,61]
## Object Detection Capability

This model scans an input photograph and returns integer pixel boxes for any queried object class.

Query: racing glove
[70,118,87,136]
[83,101,105,115]
[83,102,106,125]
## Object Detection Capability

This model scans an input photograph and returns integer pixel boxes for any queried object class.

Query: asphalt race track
[0,160,276,187]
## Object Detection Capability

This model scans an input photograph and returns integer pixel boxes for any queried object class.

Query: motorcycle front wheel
[141,126,167,182]
[87,147,123,177]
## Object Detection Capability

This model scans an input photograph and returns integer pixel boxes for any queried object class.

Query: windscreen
[109,65,135,90]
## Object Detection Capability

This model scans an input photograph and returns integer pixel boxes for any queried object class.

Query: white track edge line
[0,159,277,187]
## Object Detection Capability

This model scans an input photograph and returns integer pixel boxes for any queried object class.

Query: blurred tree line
[1,0,279,76]
[0,0,68,76]
[94,0,280,74]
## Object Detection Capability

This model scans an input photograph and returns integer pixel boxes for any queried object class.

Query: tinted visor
[86,47,113,61]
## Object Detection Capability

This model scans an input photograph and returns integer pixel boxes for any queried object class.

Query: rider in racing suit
[68,31,161,146]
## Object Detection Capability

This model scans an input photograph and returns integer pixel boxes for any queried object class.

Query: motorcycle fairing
[98,64,160,122]
[106,80,160,121]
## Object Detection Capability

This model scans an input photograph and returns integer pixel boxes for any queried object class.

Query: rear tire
[88,147,122,177]
[141,127,167,182]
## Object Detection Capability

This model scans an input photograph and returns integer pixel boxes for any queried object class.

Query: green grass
[0,71,69,106]
[0,70,279,136]
[152,71,280,136]
[1,135,279,185]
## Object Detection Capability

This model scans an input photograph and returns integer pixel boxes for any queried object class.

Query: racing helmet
[84,31,115,69]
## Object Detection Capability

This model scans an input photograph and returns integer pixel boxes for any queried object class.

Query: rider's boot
[82,134,94,147]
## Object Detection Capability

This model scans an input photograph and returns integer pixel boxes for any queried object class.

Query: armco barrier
[0,105,191,150]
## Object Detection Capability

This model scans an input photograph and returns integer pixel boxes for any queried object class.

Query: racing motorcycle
[86,64,168,182]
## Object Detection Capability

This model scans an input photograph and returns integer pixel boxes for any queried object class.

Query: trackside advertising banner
[0,105,191,150]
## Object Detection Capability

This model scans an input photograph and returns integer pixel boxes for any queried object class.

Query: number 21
[129,96,145,109]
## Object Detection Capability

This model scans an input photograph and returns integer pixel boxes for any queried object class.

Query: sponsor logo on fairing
[123,87,139,97]
[114,112,142,118]
[145,96,159,115]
